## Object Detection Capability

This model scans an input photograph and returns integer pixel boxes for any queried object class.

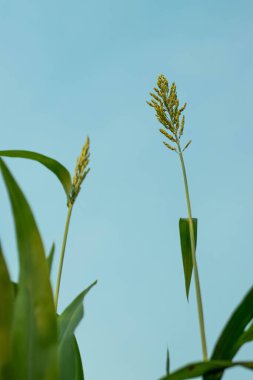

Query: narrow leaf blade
[234,322,253,351]
[166,349,170,375]
[212,287,253,360]
[160,360,253,380]
[211,287,253,360]
[58,281,97,380]
[0,158,58,380]
[47,243,55,275]
[0,150,72,200]
[72,336,85,380]
[203,287,253,380]
[179,218,197,299]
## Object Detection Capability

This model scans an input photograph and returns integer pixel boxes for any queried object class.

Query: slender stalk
[54,203,73,309]
[177,141,208,361]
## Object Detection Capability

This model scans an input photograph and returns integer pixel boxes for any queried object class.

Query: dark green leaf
[73,336,85,380]
[58,281,97,380]
[0,244,14,379]
[166,349,170,375]
[234,322,253,352]
[179,218,197,299]
[211,287,253,360]
[160,360,253,380]
[47,243,55,274]
[57,335,85,380]
[0,158,58,380]
[0,150,72,200]
[203,287,253,380]
[71,336,85,380]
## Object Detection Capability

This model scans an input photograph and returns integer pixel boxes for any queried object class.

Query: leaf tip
[166,348,170,375]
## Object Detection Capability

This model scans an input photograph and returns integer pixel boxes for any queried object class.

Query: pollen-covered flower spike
[147,74,190,153]
[68,136,90,206]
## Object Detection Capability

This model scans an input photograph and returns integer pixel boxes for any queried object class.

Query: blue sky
[0,1,253,379]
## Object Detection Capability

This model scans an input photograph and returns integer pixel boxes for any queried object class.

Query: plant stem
[177,141,208,361]
[54,203,73,310]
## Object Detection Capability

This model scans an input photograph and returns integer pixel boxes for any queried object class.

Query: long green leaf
[73,336,85,380]
[0,244,14,380]
[203,287,253,380]
[0,150,72,200]
[0,158,58,380]
[58,281,97,380]
[61,335,85,380]
[160,360,253,380]
[179,218,197,299]
[211,287,253,360]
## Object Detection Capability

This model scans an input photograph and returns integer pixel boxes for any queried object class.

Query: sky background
[0,1,253,379]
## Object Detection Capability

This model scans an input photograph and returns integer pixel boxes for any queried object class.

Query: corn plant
[0,139,96,380]
[147,75,253,379]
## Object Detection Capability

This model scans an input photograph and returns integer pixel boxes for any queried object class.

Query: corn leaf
[211,287,253,360]
[0,244,14,379]
[73,336,85,380]
[47,243,55,274]
[0,158,58,380]
[166,349,170,375]
[233,322,253,352]
[58,281,97,380]
[203,287,253,380]
[179,218,197,299]
[59,335,85,380]
[160,360,253,380]
[0,150,72,201]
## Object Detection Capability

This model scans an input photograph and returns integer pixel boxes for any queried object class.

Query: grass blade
[211,287,253,360]
[0,244,14,379]
[179,218,197,299]
[58,281,97,380]
[47,243,55,274]
[166,349,170,375]
[0,158,58,380]
[233,322,253,352]
[203,287,253,380]
[73,336,85,380]
[0,150,72,200]
[160,360,253,380]
[66,336,85,380]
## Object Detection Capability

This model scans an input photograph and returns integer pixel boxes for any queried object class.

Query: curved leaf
[0,150,72,200]
[234,322,253,352]
[211,287,253,360]
[204,287,253,380]
[179,218,197,299]
[0,158,58,380]
[58,281,97,380]
[0,244,14,379]
[73,336,85,380]
[58,335,85,380]
[160,360,253,380]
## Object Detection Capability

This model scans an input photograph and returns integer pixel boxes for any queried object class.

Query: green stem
[177,141,208,361]
[54,203,73,309]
